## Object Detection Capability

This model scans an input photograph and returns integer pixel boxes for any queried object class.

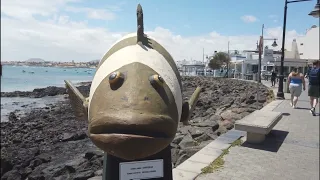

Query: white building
[296,25,319,61]
[178,25,319,78]
[270,25,319,75]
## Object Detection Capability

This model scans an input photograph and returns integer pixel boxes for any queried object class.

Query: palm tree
[208,52,231,70]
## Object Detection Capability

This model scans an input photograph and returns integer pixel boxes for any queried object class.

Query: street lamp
[309,0,320,18]
[305,60,309,75]
[272,40,278,47]
[277,0,314,99]
[257,24,278,83]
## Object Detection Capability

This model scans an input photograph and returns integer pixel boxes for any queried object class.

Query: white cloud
[241,15,258,23]
[64,6,116,20]
[1,0,80,20]
[268,15,278,19]
[1,0,303,62]
[268,14,279,23]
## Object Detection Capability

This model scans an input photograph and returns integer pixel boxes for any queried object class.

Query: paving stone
[222,129,246,139]
[214,136,238,144]
[175,159,208,174]
[188,151,219,164]
[205,140,231,150]
[198,148,222,160]
[172,169,198,180]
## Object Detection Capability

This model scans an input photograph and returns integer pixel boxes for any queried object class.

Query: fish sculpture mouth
[88,113,176,160]
[89,113,176,139]
[90,129,168,139]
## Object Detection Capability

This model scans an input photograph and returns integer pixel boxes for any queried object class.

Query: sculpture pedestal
[103,146,172,180]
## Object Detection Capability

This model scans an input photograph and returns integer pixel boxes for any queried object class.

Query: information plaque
[119,159,164,180]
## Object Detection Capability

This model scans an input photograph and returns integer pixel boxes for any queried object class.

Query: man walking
[308,60,320,116]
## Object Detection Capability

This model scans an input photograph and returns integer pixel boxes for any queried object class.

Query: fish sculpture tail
[182,87,202,125]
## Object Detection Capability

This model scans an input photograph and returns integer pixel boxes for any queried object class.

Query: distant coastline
[1,58,99,69]
[2,64,97,69]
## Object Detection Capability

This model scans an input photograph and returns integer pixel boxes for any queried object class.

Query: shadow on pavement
[292,100,310,103]
[295,107,310,110]
[241,130,289,153]
[282,113,290,116]
[294,108,319,116]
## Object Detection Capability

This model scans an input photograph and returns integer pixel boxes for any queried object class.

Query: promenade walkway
[196,80,319,180]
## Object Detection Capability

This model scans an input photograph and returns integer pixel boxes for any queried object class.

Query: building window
[300,43,304,45]
[299,53,303,55]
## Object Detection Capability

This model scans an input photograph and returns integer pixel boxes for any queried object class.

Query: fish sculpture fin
[180,86,202,125]
[64,80,88,121]
[136,4,144,44]
[180,101,190,123]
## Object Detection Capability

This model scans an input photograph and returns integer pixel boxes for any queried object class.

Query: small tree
[208,58,222,70]
[208,52,231,70]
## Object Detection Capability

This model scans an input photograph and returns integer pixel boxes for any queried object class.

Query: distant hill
[88,59,99,63]
[25,58,45,63]
[87,59,99,65]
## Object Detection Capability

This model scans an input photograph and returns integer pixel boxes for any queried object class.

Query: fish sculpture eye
[149,74,164,87]
[109,71,124,84]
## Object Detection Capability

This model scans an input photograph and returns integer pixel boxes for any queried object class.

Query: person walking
[308,60,320,116]
[287,68,305,109]
[271,70,277,87]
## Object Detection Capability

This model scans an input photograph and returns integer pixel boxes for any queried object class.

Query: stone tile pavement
[196,82,319,180]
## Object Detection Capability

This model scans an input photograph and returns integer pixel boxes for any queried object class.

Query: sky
[1,0,319,62]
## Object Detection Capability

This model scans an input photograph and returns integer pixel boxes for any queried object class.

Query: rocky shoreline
[1,82,91,98]
[1,77,273,180]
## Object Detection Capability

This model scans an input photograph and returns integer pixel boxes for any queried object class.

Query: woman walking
[287,68,306,108]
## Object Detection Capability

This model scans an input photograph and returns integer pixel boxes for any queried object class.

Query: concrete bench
[235,110,283,144]
[259,100,283,111]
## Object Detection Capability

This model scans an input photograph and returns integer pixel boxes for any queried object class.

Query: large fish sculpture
[64,4,201,160]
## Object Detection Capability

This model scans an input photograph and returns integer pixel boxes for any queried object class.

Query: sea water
[1,65,95,92]
[1,95,66,122]
[1,65,96,122]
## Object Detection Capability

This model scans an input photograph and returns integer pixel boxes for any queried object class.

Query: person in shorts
[287,68,305,108]
[308,60,320,116]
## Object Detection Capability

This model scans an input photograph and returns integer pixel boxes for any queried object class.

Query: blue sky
[65,0,319,36]
[1,0,318,61]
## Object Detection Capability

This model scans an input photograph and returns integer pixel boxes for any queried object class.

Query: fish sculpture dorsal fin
[137,4,144,44]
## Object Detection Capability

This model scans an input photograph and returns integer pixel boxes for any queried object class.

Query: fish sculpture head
[88,61,181,160]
